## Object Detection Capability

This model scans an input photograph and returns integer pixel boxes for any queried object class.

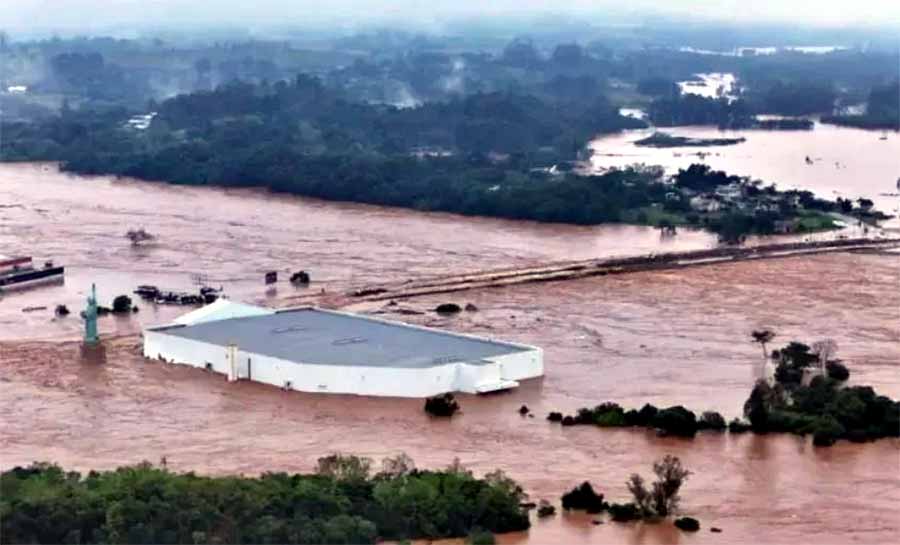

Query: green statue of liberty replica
[81,283,105,360]
[84,283,99,344]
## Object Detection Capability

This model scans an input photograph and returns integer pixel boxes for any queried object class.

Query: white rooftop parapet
[172,299,274,326]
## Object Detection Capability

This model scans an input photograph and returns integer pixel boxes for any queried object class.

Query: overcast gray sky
[3,0,900,33]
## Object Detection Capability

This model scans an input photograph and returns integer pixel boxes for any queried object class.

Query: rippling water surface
[1,162,898,544]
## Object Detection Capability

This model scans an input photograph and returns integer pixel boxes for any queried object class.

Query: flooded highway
[1,163,899,544]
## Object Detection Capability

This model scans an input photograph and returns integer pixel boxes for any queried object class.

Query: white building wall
[143,329,230,374]
[143,325,544,398]
[491,347,544,382]
[248,352,460,397]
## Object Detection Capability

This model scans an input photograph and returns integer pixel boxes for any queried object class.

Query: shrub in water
[467,529,496,545]
[594,405,627,427]
[825,360,850,381]
[674,517,700,532]
[812,415,846,447]
[536,500,556,518]
[424,393,459,417]
[608,502,640,522]
[651,406,698,437]
[112,294,133,313]
[638,403,659,423]
[728,418,751,433]
[561,482,606,513]
[698,411,726,431]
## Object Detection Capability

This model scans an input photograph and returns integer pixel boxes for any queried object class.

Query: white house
[143,301,543,397]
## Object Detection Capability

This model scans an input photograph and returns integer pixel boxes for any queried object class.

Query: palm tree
[751,329,776,360]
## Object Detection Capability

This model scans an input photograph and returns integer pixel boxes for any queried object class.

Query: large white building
[143,300,543,397]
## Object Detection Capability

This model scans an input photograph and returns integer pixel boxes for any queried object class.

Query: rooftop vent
[432,355,463,364]
[332,337,367,346]
[272,325,307,334]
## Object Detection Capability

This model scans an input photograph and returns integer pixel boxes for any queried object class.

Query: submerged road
[281,236,900,307]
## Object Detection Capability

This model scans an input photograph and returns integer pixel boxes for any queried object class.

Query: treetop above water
[0,454,530,545]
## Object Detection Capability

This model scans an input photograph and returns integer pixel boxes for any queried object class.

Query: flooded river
[590,122,900,229]
[1,162,899,543]
[0,163,724,340]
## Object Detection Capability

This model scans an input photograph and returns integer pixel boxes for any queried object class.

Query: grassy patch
[796,211,839,232]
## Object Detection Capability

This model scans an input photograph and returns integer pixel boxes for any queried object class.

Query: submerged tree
[743,379,785,431]
[316,453,372,481]
[811,339,838,372]
[626,455,691,518]
[751,329,776,360]
[380,453,416,478]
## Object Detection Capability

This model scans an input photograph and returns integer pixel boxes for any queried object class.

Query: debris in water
[435,303,462,315]
[537,500,556,518]
[675,517,701,532]
[290,270,311,284]
[125,228,156,246]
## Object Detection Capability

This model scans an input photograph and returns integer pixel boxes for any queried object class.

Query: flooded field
[590,122,900,230]
[1,162,899,544]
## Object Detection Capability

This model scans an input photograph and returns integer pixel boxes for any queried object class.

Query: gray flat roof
[153,308,532,368]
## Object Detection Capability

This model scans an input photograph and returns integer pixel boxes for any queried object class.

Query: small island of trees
[559,455,696,529]
[548,337,900,447]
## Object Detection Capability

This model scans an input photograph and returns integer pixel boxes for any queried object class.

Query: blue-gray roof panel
[155,308,531,368]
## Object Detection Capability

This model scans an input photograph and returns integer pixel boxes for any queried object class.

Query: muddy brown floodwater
[1,163,899,544]
[0,163,723,340]
[589,121,900,229]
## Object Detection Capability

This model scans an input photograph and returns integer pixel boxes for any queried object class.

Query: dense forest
[2,74,643,164]
[3,27,898,121]
[4,68,884,239]
[0,455,529,544]
[5,85,871,239]
[2,29,896,238]
[821,81,900,129]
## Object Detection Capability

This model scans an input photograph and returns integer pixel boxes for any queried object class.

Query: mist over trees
[2,18,896,238]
